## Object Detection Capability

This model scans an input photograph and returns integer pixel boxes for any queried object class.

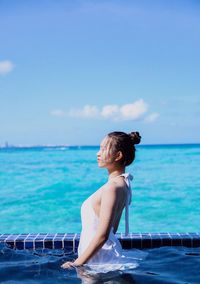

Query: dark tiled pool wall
[1,233,200,252]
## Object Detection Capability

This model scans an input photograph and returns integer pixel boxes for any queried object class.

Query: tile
[24,242,34,249]
[0,235,11,241]
[53,237,65,241]
[131,234,142,238]
[132,239,142,249]
[152,238,162,248]
[35,236,46,241]
[179,233,191,238]
[161,238,172,246]
[181,238,193,247]
[5,241,15,249]
[35,241,44,249]
[141,236,152,249]
[120,233,132,239]
[53,240,63,249]
[24,236,38,241]
[63,234,75,239]
[171,238,182,246]
[192,238,200,247]
[15,241,25,250]
[120,238,131,249]
[55,234,66,237]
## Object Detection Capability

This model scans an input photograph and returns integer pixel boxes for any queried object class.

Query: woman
[61,131,141,272]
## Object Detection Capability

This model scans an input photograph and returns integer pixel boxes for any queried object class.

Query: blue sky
[0,0,199,145]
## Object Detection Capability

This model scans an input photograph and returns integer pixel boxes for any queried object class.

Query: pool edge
[1,232,200,251]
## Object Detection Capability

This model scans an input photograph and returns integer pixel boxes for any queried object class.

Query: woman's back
[91,174,132,232]
[78,173,133,261]
[76,173,141,273]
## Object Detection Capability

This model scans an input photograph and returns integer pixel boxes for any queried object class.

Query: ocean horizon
[0,142,200,149]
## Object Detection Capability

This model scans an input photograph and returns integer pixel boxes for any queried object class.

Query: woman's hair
[107,131,141,166]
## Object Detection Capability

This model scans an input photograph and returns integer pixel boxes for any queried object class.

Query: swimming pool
[1,233,200,283]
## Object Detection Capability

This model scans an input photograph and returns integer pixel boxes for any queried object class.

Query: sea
[0,144,199,234]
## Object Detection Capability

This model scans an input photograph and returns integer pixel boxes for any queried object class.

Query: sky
[0,0,200,145]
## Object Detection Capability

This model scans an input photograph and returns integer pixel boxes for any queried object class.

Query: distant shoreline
[0,143,199,149]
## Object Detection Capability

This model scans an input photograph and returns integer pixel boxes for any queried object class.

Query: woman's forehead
[100,137,107,146]
[100,136,111,147]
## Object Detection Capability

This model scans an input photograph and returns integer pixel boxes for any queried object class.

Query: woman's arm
[61,183,121,268]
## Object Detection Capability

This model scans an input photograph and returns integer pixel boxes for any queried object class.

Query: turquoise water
[0,144,199,233]
[1,243,200,283]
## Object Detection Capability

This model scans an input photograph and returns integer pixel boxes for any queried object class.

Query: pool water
[0,244,200,283]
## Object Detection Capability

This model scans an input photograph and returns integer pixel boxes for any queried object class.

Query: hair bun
[129,131,141,145]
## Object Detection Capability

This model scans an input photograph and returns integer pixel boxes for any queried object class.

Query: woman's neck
[107,168,125,180]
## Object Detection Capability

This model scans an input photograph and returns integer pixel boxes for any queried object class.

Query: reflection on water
[0,245,200,283]
[74,248,148,283]
[76,266,136,284]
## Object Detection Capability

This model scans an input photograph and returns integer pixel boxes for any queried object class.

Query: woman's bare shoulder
[103,178,126,195]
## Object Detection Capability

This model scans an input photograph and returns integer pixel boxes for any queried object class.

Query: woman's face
[97,136,114,168]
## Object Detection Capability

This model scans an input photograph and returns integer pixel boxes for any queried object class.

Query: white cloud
[67,99,148,121]
[68,105,99,118]
[119,99,148,121]
[50,99,157,122]
[50,109,66,117]
[144,112,159,123]
[0,60,15,75]
[101,105,119,118]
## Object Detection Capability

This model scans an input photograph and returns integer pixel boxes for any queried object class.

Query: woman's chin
[97,162,104,168]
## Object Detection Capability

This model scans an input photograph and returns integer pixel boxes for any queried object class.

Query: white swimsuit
[77,173,145,274]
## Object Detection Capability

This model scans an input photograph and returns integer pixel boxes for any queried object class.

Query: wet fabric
[77,173,147,274]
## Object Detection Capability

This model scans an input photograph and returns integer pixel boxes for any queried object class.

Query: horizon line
[0,142,199,148]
